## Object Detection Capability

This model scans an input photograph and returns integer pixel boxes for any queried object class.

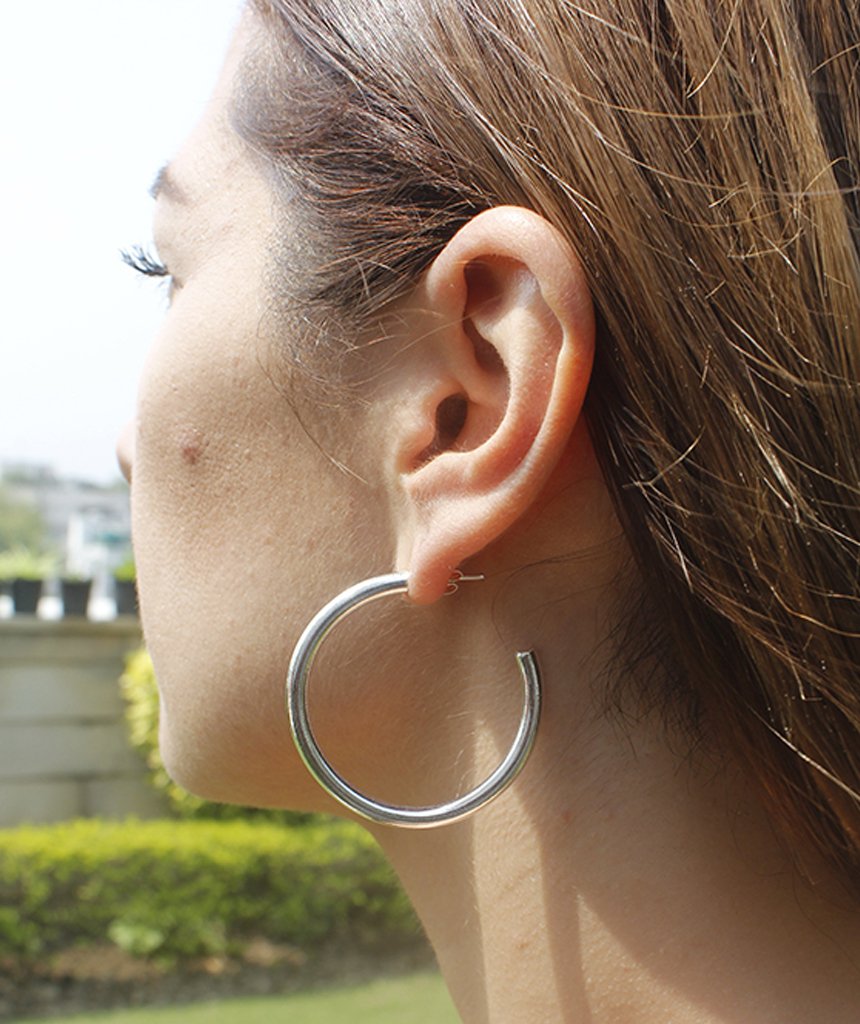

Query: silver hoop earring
[286,571,541,828]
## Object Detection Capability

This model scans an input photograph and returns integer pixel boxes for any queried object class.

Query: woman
[118,1,860,1020]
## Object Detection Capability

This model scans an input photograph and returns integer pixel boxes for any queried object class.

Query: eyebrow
[149,164,188,204]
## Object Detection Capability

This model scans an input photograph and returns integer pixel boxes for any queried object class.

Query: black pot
[11,578,42,615]
[114,578,138,617]
[61,579,92,618]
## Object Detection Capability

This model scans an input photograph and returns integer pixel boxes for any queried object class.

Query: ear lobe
[396,207,595,605]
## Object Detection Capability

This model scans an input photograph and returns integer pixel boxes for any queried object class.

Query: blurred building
[0,462,131,577]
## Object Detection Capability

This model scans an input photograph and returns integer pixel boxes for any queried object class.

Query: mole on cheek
[178,430,208,467]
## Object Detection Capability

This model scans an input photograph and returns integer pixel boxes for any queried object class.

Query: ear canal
[434,394,469,451]
[417,394,469,465]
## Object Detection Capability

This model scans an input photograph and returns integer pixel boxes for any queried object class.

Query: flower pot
[11,578,42,615]
[114,577,139,617]
[61,579,92,618]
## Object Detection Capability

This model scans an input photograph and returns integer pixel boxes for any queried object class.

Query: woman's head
[121,14,600,819]
[240,0,860,879]
[125,0,860,889]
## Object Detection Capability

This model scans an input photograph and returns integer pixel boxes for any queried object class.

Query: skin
[119,13,860,1023]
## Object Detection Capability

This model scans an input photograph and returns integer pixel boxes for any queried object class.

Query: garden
[0,646,452,1020]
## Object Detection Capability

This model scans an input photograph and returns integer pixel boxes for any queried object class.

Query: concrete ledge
[0,667,127,722]
[0,620,161,824]
[0,723,143,779]
[0,779,85,826]
[0,618,141,664]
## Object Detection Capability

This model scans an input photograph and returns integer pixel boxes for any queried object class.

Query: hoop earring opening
[285,571,541,829]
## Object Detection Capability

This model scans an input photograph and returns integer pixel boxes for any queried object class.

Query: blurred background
[0,0,241,606]
[2,0,241,483]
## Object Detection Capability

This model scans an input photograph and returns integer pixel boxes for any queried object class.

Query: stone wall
[0,619,166,826]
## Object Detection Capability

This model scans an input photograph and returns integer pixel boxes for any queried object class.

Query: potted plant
[0,547,57,616]
[113,558,138,616]
[60,573,93,618]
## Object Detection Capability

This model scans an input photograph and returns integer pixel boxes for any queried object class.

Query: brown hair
[238,0,860,887]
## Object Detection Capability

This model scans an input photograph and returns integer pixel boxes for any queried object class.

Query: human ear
[394,206,595,604]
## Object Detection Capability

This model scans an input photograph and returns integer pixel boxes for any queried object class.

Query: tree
[0,484,48,553]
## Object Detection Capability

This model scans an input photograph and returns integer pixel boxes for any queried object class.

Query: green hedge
[0,819,418,962]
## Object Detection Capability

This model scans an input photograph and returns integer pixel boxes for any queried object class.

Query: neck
[371,595,860,1024]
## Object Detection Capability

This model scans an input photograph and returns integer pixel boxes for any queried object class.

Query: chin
[156,700,250,800]
[157,706,325,813]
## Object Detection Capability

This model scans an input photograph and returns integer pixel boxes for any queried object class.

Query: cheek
[130,329,388,808]
[178,428,207,467]
[132,303,269,564]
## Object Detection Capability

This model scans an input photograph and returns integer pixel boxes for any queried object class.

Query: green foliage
[113,557,136,582]
[108,919,165,957]
[0,546,58,581]
[0,819,418,962]
[120,649,310,825]
[0,485,48,556]
[119,649,185,812]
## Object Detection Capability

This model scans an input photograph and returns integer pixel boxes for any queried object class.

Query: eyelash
[121,244,171,281]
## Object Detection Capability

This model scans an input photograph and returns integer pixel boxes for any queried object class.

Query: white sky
[1,1,243,484]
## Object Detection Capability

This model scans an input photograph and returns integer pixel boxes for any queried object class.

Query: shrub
[113,557,136,582]
[0,819,418,961]
[120,649,197,816]
[120,649,311,825]
[0,547,57,581]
